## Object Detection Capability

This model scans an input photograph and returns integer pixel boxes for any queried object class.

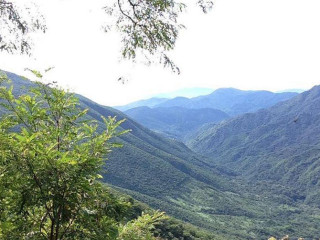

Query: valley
[1,1,319,239]
[3,71,320,239]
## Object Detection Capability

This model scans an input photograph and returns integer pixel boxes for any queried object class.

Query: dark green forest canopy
[0,71,217,239]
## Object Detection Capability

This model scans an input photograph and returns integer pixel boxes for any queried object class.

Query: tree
[0,0,212,71]
[0,71,166,239]
[106,0,213,72]
[0,0,46,54]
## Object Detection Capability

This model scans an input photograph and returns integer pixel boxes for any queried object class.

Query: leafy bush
[0,71,165,239]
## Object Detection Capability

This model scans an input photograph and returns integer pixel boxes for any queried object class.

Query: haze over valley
[1,1,320,239]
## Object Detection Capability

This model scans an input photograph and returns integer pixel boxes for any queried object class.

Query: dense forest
[0,71,217,239]
[1,71,320,239]
[1,0,320,239]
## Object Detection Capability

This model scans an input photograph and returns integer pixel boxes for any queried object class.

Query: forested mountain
[114,88,215,111]
[118,88,298,143]
[188,85,320,204]
[124,106,229,140]
[115,98,168,111]
[3,71,320,239]
[155,88,299,116]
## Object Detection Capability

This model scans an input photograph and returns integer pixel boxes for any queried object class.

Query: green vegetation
[187,85,320,197]
[124,106,229,141]
[187,85,320,238]
[1,0,212,71]
[2,70,320,239]
[116,88,298,141]
[0,0,46,54]
[3,1,316,239]
[0,71,125,238]
[108,188,216,240]
[0,71,202,239]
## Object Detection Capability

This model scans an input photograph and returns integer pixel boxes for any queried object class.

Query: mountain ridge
[3,70,320,239]
[116,87,299,117]
[124,106,230,140]
[156,88,299,116]
[188,85,320,204]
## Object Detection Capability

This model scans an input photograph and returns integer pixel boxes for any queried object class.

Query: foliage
[118,211,167,240]
[104,0,213,72]
[187,85,320,194]
[74,82,320,239]
[3,71,320,239]
[0,0,46,54]
[104,0,185,73]
[107,188,217,240]
[1,0,212,71]
[0,71,166,239]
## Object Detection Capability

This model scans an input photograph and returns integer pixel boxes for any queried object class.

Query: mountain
[114,88,215,111]
[156,88,299,116]
[188,85,320,204]
[116,88,298,116]
[114,97,168,111]
[0,71,258,238]
[125,106,230,140]
[154,87,214,98]
[3,71,320,239]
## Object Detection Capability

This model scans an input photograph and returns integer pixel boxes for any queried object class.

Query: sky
[1,0,320,106]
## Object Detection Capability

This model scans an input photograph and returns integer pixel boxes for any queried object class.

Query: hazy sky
[1,0,320,106]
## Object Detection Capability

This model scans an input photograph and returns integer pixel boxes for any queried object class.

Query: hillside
[188,85,320,204]
[155,88,299,116]
[3,71,320,239]
[124,106,230,140]
[80,87,320,239]
[115,97,168,111]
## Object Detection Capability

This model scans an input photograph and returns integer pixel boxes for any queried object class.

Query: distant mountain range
[116,88,300,115]
[0,71,277,239]
[119,88,299,141]
[154,88,299,116]
[2,71,320,239]
[188,85,320,205]
[125,106,229,140]
[115,98,168,112]
[154,87,214,98]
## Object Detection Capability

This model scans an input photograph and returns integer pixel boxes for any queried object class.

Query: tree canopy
[0,0,46,54]
[0,0,213,71]
[0,71,169,239]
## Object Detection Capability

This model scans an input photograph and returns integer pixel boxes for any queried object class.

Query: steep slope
[124,106,230,140]
[3,71,320,239]
[2,71,230,197]
[156,88,299,116]
[188,85,320,203]
[0,71,265,238]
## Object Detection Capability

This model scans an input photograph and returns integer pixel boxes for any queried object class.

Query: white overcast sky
[1,0,320,106]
